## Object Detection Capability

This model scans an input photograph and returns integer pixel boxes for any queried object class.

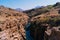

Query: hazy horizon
[0,0,60,10]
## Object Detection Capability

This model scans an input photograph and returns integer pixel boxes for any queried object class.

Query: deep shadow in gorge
[29,22,48,40]
[27,20,60,40]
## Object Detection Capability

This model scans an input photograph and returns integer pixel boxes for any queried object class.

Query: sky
[0,0,60,10]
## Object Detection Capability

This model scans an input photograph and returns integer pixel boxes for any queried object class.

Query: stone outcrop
[0,6,29,40]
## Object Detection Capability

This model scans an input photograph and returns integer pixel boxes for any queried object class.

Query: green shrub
[47,5,53,9]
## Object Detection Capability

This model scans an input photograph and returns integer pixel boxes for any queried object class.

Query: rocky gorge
[0,2,60,40]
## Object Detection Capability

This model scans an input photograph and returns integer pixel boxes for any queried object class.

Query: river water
[26,23,33,40]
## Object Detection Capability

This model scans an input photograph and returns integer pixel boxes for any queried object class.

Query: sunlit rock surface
[0,6,29,40]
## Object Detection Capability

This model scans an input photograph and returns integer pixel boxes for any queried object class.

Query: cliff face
[30,8,60,40]
[0,6,29,40]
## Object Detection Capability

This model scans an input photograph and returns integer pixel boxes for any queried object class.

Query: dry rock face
[0,6,29,40]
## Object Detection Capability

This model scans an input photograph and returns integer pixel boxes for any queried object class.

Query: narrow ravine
[26,21,33,40]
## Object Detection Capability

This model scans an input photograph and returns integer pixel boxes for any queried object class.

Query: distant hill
[15,8,23,12]
[23,2,60,18]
